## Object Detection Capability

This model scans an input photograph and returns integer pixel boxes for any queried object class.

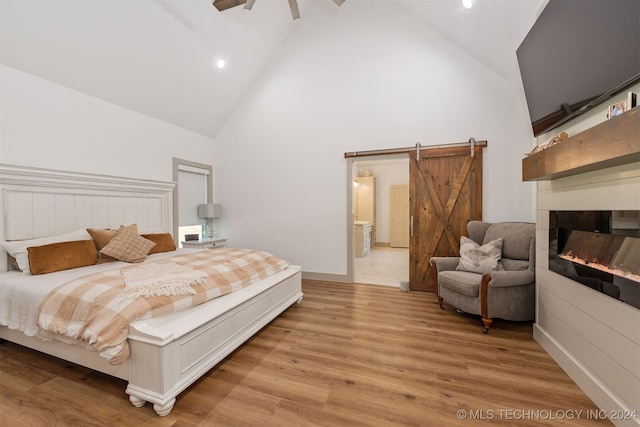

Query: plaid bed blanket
[36,248,290,364]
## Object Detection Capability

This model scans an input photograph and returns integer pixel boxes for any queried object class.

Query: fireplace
[549,211,640,309]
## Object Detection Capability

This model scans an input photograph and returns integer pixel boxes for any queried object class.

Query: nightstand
[181,238,227,249]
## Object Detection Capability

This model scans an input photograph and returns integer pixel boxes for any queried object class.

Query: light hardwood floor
[0,281,611,426]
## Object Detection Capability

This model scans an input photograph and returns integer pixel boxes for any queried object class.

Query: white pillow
[456,236,503,274]
[0,229,92,274]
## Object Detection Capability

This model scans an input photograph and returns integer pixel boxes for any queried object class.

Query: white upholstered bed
[0,164,303,416]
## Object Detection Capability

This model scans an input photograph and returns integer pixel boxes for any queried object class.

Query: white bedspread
[0,249,196,339]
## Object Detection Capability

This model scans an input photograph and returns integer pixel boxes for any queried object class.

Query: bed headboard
[0,164,175,272]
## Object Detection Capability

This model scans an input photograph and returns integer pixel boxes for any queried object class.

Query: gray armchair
[430,221,536,333]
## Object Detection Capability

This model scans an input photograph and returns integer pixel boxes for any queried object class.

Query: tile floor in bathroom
[353,246,409,288]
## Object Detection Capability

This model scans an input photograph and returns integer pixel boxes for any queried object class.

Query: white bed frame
[0,164,303,416]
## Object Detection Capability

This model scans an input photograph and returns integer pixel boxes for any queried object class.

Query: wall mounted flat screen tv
[517,0,640,136]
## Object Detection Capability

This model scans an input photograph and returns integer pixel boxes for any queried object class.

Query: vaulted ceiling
[0,0,544,139]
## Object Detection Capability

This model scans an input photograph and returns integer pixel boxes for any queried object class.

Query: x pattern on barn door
[409,145,484,292]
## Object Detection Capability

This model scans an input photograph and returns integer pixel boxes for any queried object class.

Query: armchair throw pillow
[457,236,503,274]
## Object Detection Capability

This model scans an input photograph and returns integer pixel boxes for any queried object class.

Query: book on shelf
[628,91,637,109]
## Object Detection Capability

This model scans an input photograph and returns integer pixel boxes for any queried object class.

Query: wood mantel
[522,107,640,181]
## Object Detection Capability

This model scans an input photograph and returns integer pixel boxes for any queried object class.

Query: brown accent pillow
[142,233,177,254]
[87,224,138,261]
[27,240,98,275]
[100,228,155,263]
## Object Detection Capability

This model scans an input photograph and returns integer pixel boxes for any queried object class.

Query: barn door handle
[410,216,414,237]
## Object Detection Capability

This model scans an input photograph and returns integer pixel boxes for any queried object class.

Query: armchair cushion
[438,271,481,297]
[501,259,530,271]
[456,236,503,274]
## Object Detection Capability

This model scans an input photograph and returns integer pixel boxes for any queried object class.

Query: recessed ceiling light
[462,0,473,9]
[215,58,226,69]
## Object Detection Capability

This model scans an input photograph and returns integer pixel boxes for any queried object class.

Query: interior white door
[390,185,409,248]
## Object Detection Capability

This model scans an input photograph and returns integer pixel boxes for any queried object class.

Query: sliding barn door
[409,145,483,292]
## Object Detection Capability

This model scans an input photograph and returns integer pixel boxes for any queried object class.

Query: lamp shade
[198,203,221,219]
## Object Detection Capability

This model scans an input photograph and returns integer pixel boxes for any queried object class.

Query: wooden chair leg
[481,317,492,334]
[480,274,492,333]
[431,261,444,310]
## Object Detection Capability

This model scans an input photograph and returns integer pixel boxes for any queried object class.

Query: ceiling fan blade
[332,0,345,6]
[244,0,256,10]
[288,0,300,20]
[213,0,246,12]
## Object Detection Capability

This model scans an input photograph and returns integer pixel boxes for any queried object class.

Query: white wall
[533,84,640,425]
[0,65,215,183]
[214,0,535,277]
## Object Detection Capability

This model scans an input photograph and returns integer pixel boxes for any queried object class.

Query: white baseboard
[533,324,640,427]
[301,271,349,283]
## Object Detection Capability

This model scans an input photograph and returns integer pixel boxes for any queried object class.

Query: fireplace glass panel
[549,211,640,310]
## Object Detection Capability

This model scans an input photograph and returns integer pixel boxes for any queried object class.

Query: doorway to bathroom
[350,156,409,288]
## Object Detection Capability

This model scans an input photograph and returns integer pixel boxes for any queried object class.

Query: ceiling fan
[213,0,345,20]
